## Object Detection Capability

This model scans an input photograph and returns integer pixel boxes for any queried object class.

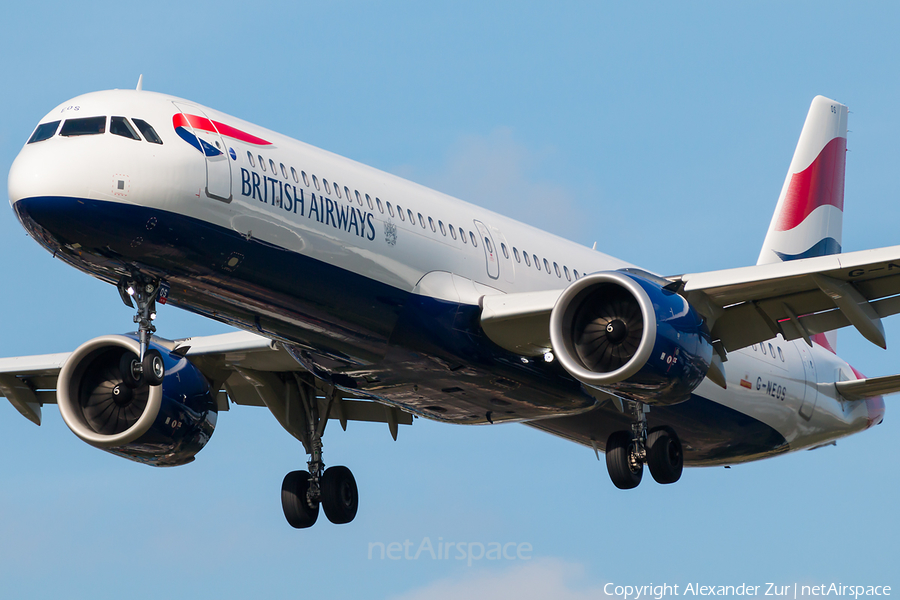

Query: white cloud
[388,558,610,600]
[405,128,596,242]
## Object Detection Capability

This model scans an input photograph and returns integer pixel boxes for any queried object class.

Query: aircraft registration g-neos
[3,79,897,528]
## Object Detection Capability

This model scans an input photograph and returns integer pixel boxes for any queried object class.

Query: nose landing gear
[116,276,166,386]
[605,402,683,489]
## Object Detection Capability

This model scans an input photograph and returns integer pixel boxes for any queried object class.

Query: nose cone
[8,133,95,212]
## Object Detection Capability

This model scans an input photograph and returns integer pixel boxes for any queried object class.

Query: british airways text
[241,168,376,241]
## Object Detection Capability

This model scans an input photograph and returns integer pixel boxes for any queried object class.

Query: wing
[835,374,900,401]
[0,331,412,438]
[481,246,900,358]
[677,245,900,353]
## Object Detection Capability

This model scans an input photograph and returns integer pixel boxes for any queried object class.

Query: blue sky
[1,2,899,598]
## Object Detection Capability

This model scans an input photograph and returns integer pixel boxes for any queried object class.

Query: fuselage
[7,89,885,466]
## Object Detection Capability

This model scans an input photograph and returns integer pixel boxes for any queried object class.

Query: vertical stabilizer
[758,96,848,266]
[758,96,847,353]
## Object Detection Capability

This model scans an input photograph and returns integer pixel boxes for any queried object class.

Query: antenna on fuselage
[136,74,143,91]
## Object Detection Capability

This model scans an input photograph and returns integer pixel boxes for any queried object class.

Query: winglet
[136,74,143,92]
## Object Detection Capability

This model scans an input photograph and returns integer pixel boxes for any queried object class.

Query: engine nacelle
[549,271,712,405]
[57,335,217,466]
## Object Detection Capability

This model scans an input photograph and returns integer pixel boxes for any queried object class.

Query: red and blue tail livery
[758,96,848,264]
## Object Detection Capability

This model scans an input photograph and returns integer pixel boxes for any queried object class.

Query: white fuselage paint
[8,89,881,464]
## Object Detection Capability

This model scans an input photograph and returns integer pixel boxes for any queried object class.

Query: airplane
[3,80,898,529]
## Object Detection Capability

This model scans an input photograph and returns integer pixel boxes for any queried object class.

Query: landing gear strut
[605,402,683,488]
[281,376,359,528]
[117,276,166,386]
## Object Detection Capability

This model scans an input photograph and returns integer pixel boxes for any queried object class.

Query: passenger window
[485,238,493,253]
[761,344,767,356]
[752,344,758,351]
[428,217,436,232]
[344,186,351,200]
[247,151,256,167]
[514,247,521,262]
[334,181,341,198]
[778,347,784,362]
[302,171,309,186]
[269,159,277,174]
[60,116,106,136]
[461,229,467,244]
[534,255,540,270]
[449,224,457,240]
[387,202,395,217]
[418,213,426,228]
[365,194,374,209]
[313,175,320,190]
[407,209,415,223]
[132,119,163,144]
[355,190,363,205]
[524,252,531,266]
[291,167,299,183]
[573,270,580,279]
[28,121,60,144]
[281,163,288,179]
[501,243,509,259]
[554,262,561,277]
[259,156,266,171]
[376,197,384,213]
[110,117,140,140]
[768,343,775,358]
[439,220,446,235]
[325,179,332,194]
[470,232,478,247]
[564,266,571,281]
[397,205,405,221]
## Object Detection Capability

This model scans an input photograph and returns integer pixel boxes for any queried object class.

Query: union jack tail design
[758,95,848,353]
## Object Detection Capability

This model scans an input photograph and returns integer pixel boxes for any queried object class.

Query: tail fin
[758,95,848,353]
[758,95,848,265]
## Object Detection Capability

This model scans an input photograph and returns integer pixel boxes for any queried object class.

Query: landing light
[544,352,555,363]
[126,286,135,296]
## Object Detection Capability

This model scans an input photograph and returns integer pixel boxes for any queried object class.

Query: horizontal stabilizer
[835,374,900,401]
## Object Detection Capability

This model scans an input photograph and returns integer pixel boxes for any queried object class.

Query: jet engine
[549,271,712,405]
[57,335,217,466]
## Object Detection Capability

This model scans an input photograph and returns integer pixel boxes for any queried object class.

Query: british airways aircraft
[3,81,898,529]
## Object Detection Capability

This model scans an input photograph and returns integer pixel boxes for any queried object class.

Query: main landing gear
[605,402,683,489]
[281,376,359,528]
[116,276,166,387]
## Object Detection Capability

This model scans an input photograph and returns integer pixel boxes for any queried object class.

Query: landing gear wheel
[647,426,683,484]
[119,352,143,388]
[142,349,165,386]
[282,470,319,529]
[606,430,643,489]
[321,466,359,524]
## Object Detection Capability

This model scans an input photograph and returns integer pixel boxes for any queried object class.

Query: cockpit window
[110,116,141,140]
[60,116,106,137]
[27,120,61,144]
[132,118,163,144]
